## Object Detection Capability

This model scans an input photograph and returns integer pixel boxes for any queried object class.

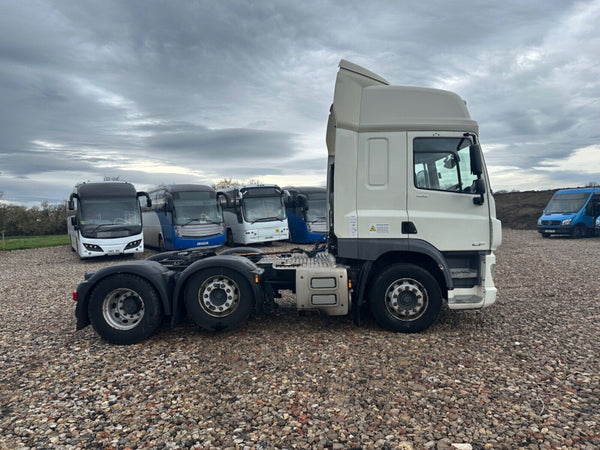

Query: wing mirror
[68,193,78,210]
[470,144,483,176]
[137,191,151,208]
[295,194,309,210]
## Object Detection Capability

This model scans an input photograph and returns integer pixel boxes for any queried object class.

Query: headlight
[124,239,142,250]
[174,226,182,237]
[83,243,103,252]
[562,219,572,226]
[537,219,542,226]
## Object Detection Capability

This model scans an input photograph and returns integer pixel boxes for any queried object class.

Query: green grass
[1,234,70,251]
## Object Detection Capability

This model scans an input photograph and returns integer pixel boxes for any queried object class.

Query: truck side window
[413,138,478,193]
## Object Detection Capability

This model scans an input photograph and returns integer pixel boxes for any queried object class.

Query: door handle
[402,221,418,234]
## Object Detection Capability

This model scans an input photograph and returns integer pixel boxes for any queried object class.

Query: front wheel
[369,263,442,333]
[572,224,587,238]
[88,274,164,344]
[184,268,254,331]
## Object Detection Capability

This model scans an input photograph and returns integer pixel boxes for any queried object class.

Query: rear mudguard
[170,255,264,326]
[74,260,175,330]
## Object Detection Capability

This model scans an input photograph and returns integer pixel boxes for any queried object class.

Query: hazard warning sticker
[368,223,390,234]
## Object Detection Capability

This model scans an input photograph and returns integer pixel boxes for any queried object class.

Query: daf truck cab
[73,60,501,344]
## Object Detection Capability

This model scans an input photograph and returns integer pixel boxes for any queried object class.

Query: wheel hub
[121,295,142,315]
[386,279,427,321]
[103,288,145,330]
[398,290,418,310]
[200,277,240,317]
[209,284,228,306]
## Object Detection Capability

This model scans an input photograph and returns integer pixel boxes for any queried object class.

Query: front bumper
[537,226,573,236]
[447,253,497,310]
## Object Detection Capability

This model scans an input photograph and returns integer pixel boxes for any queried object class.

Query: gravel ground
[1,229,599,449]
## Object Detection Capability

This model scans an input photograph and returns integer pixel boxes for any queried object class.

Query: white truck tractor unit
[73,60,501,344]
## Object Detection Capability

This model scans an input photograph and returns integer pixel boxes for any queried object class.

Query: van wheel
[184,268,254,331]
[369,263,442,333]
[88,274,164,345]
[158,235,166,252]
[573,225,586,238]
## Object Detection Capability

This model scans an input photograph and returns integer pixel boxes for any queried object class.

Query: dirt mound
[493,189,558,230]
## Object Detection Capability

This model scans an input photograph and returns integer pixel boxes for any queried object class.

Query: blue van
[537,188,600,238]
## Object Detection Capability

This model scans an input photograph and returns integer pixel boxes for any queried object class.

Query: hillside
[493,189,558,230]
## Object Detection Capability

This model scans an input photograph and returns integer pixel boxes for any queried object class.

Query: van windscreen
[546,193,589,214]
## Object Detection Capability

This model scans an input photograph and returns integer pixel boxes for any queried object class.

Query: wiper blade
[181,218,204,226]
[253,217,283,223]
[86,224,134,233]
[181,218,222,226]
[87,223,114,232]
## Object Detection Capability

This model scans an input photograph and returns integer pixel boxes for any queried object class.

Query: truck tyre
[184,268,254,331]
[369,263,442,333]
[88,274,164,345]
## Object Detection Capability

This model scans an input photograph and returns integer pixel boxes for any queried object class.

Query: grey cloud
[1,0,599,204]
[146,128,296,160]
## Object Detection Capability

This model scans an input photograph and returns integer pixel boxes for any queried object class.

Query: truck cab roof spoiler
[338,59,389,85]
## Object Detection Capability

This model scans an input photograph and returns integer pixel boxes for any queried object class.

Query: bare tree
[213,178,261,190]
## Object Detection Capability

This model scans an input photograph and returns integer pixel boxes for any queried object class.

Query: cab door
[407,132,491,252]
[356,132,409,242]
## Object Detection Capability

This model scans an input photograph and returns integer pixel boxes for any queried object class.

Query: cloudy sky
[1,0,599,206]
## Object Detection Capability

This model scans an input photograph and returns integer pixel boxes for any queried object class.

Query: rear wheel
[184,268,254,331]
[369,263,442,333]
[88,274,163,344]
